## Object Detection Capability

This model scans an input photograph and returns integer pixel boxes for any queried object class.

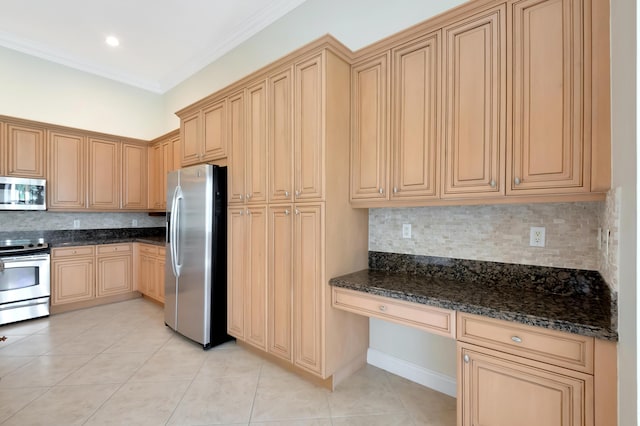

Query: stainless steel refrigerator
[165,164,231,348]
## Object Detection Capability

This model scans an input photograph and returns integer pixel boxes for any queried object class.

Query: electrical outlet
[402,223,412,239]
[73,219,80,229]
[132,219,138,227]
[529,226,545,247]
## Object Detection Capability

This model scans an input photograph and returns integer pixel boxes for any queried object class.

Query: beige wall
[0,46,164,140]
[610,0,637,423]
[162,0,467,132]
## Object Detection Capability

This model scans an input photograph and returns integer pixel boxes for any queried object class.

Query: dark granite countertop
[330,252,617,341]
[0,228,166,248]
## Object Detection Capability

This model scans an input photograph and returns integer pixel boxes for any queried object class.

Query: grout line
[247,362,264,424]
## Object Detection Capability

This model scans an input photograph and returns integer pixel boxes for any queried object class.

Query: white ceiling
[0,0,308,94]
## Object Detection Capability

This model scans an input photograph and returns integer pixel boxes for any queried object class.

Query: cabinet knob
[295,209,300,215]
[246,209,250,215]
[511,336,522,343]
[393,187,398,194]
[295,190,300,198]
[463,354,470,363]
[284,191,290,197]
[284,209,290,216]
[239,194,244,201]
[72,250,76,254]
[378,305,386,312]
[246,193,251,200]
[379,188,384,194]
[239,211,244,216]
[490,179,496,188]
[514,177,521,185]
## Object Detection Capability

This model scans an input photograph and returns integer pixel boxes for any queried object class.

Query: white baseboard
[367,348,457,397]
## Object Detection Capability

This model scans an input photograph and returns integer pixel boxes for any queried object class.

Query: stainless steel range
[0,239,50,325]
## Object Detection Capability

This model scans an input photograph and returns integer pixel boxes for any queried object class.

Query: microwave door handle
[169,186,180,278]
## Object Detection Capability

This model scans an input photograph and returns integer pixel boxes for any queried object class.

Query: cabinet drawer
[137,244,159,256]
[97,243,131,255]
[332,287,455,338]
[457,312,594,374]
[52,246,95,258]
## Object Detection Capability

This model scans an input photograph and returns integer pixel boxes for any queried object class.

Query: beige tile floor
[0,298,456,425]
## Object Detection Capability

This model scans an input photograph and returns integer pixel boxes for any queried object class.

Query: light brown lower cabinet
[458,343,592,426]
[135,243,166,304]
[52,246,95,305]
[457,312,616,426]
[52,244,133,307]
[96,244,132,297]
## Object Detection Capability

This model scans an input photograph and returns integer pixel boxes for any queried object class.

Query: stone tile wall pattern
[598,188,621,290]
[0,211,165,232]
[369,202,601,271]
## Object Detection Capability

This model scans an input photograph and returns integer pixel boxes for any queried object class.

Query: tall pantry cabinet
[186,42,368,387]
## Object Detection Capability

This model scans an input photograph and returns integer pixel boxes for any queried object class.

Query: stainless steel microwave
[0,177,46,210]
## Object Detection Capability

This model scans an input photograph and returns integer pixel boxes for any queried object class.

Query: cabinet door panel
[269,68,294,203]
[293,204,323,375]
[52,259,95,305]
[459,344,592,426]
[351,54,389,201]
[171,136,181,172]
[227,207,246,339]
[5,124,46,178]
[122,144,147,210]
[48,131,86,209]
[246,206,267,349]
[392,33,440,199]
[228,91,246,204]
[138,254,155,297]
[294,55,324,201]
[88,138,120,209]
[181,112,200,166]
[508,0,585,193]
[246,81,268,203]
[97,255,132,297]
[268,205,293,361]
[203,100,227,161]
[443,8,505,197]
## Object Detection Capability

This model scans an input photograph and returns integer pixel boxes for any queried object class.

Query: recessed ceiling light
[105,36,120,47]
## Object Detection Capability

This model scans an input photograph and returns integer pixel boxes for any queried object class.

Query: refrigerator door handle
[169,186,180,278]
[173,188,184,277]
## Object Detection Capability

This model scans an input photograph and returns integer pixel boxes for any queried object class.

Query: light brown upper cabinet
[268,67,294,203]
[88,138,120,210]
[294,54,324,202]
[148,130,178,211]
[228,91,246,204]
[350,54,389,201]
[48,130,86,210]
[442,6,505,198]
[180,99,227,167]
[4,123,46,178]
[392,31,441,201]
[244,80,268,204]
[122,143,147,210]
[507,0,586,194]
[350,0,608,206]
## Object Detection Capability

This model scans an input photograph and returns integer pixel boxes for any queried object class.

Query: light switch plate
[402,224,412,239]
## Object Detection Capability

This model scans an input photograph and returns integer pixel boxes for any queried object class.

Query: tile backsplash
[0,211,165,231]
[369,202,601,271]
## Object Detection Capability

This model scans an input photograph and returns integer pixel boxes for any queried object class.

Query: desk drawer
[97,243,131,255]
[332,287,455,338]
[52,246,94,258]
[457,312,594,374]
